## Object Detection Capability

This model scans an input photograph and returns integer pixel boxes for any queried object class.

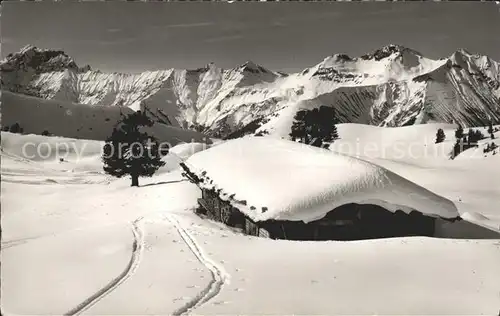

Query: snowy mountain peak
[2,45,79,72]
[19,44,37,55]
[5,45,76,66]
[455,48,473,56]
[238,61,272,74]
[360,44,422,61]
[448,49,500,94]
[205,62,217,70]
[331,53,354,62]
[240,60,259,68]
[450,50,470,67]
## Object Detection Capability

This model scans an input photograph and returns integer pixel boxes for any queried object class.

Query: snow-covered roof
[183,137,460,223]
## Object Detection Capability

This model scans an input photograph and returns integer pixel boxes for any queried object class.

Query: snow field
[1,128,499,315]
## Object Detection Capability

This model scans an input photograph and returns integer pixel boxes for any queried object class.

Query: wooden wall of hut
[198,189,256,234]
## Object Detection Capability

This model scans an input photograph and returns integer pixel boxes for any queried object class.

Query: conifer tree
[455,124,464,140]
[452,141,461,159]
[102,111,166,187]
[289,110,309,144]
[317,106,339,148]
[435,128,446,144]
[289,106,339,148]
[467,129,485,146]
[474,129,484,143]
[9,122,22,134]
[467,129,475,146]
[488,121,495,139]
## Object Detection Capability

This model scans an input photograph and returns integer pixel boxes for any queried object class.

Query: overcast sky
[1,1,499,74]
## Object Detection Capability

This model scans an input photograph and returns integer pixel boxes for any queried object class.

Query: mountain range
[1,44,499,140]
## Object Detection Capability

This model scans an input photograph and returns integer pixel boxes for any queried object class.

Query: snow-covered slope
[326,123,500,230]
[1,90,210,145]
[2,45,499,138]
[0,131,210,177]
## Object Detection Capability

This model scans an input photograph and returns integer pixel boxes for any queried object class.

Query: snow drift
[183,137,460,223]
[159,142,212,174]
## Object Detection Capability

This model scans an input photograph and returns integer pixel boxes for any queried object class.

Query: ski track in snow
[63,217,145,316]
[165,213,229,316]
[1,236,41,249]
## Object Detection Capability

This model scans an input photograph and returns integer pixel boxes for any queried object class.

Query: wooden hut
[177,137,487,241]
[193,187,438,240]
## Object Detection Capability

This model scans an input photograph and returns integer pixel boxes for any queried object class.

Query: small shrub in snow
[255,130,269,137]
[483,142,498,154]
